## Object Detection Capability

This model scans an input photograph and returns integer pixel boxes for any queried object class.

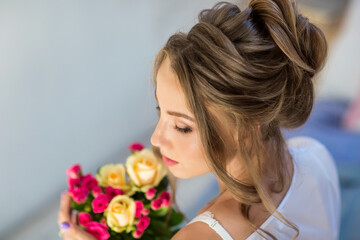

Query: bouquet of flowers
[64,142,184,240]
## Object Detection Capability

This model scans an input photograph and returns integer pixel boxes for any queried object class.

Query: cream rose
[96,163,132,195]
[104,195,136,233]
[126,148,167,192]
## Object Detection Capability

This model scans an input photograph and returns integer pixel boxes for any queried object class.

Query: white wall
[316,0,360,100]
[0,0,231,239]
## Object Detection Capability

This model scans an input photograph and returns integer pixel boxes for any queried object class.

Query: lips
[161,153,178,163]
[160,151,179,165]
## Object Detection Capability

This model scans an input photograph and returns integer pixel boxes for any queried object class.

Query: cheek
[170,133,213,179]
[177,133,208,166]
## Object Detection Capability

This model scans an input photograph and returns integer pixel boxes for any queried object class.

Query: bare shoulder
[171,195,271,240]
[202,199,263,240]
[171,221,223,240]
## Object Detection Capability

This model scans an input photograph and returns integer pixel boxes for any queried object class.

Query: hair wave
[151,0,327,239]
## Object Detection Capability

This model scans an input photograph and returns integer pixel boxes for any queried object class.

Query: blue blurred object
[282,98,360,240]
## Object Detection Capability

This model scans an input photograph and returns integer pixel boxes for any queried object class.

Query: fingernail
[60,222,70,230]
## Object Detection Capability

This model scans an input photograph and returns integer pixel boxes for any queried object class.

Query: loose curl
[151,0,327,239]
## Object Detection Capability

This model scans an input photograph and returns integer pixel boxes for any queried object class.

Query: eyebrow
[167,110,195,122]
[156,105,195,122]
[155,88,195,122]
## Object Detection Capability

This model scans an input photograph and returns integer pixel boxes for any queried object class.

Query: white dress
[186,136,341,240]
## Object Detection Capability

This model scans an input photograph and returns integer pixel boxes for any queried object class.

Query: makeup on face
[161,154,179,166]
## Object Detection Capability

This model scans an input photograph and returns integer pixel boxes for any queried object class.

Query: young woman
[58,0,341,239]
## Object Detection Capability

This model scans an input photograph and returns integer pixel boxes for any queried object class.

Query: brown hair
[151,0,327,239]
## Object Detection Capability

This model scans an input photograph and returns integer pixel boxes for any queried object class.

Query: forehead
[155,57,191,113]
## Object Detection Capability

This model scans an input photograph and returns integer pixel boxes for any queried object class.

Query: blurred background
[0,0,359,239]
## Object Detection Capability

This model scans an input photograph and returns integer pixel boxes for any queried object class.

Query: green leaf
[123,234,133,240]
[170,228,181,237]
[69,194,95,213]
[92,213,104,222]
[132,191,145,200]
[84,204,92,212]
[148,219,171,238]
[168,209,184,227]
[108,234,123,240]
[149,207,169,217]
[159,236,172,240]
[70,200,88,212]
[156,176,168,193]
[139,234,153,240]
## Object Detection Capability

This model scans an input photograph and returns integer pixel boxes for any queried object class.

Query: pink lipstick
[162,154,179,166]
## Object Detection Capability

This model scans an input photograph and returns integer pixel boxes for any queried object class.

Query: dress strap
[187,211,234,240]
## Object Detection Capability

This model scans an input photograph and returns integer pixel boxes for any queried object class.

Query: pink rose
[82,174,98,191]
[86,221,109,230]
[136,215,150,231]
[134,200,144,218]
[158,191,170,201]
[92,186,103,198]
[69,186,89,204]
[158,191,171,208]
[132,228,144,239]
[78,212,92,227]
[128,142,144,153]
[150,198,163,210]
[67,177,81,190]
[85,221,110,240]
[66,164,82,178]
[145,187,157,200]
[92,194,109,213]
[105,186,123,200]
[141,208,150,216]
[161,198,169,208]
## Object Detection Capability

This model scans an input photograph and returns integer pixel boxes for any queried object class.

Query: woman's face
[150,56,212,179]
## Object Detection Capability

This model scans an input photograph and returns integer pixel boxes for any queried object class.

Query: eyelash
[175,125,192,133]
[156,106,192,134]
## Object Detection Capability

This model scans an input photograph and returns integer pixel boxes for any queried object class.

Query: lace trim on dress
[186,210,234,240]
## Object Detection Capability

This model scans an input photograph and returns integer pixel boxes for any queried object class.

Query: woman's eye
[175,125,192,134]
[156,105,192,134]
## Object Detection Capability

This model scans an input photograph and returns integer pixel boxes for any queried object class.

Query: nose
[150,130,158,148]
[150,119,163,149]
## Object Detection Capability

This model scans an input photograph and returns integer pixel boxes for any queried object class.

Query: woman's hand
[57,192,97,240]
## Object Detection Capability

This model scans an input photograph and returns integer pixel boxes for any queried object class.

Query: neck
[218,181,226,193]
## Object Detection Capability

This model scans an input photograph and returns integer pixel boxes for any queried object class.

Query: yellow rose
[104,195,136,233]
[126,148,167,192]
[96,163,132,195]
